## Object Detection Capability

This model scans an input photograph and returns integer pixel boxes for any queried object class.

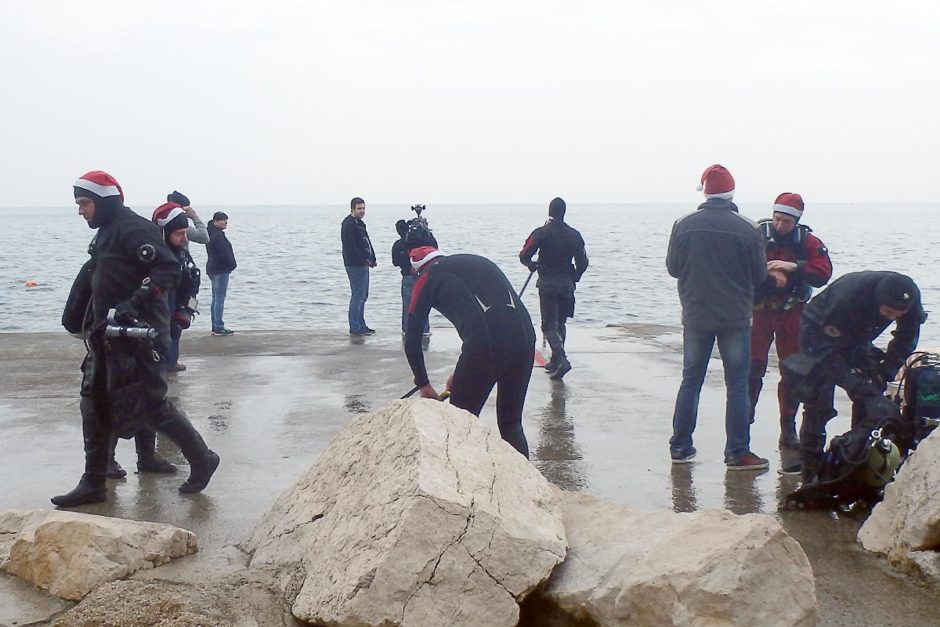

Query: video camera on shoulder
[105,308,158,340]
[405,204,435,247]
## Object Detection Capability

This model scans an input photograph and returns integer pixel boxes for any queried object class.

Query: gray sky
[1,1,937,206]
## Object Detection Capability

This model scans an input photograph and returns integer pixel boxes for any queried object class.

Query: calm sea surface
[1,203,938,345]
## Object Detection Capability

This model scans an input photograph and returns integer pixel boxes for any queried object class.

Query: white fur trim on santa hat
[773,203,803,218]
[74,177,120,198]
[706,191,734,200]
[411,249,446,272]
[156,207,186,228]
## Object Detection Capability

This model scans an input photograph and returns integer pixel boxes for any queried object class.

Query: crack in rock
[400,499,477,623]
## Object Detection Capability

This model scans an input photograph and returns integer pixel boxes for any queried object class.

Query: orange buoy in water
[25,280,38,287]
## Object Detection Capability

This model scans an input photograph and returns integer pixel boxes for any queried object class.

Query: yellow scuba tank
[856,433,901,487]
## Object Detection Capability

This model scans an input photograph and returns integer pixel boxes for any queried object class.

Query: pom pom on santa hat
[772,192,805,220]
[696,164,734,199]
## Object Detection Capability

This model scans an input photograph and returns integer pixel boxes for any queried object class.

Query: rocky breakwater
[243,398,568,626]
[859,431,940,580]
[0,509,196,601]
[530,490,817,626]
[244,398,817,626]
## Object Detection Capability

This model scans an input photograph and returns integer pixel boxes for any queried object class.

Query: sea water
[1,202,938,346]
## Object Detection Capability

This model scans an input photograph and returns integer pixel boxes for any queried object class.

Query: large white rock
[539,490,817,626]
[0,510,197,601]
[859,431,940,575]
[243,399,567,626]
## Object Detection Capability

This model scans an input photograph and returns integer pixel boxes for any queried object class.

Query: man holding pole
[519,197,589,380]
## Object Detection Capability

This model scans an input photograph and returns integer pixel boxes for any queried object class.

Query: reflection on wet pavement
[534,385,587,492]
[670,464,698,513]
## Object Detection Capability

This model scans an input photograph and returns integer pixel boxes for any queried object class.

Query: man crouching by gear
[52,171,220,508]
[783,271,926,486]
[404,246,536,458]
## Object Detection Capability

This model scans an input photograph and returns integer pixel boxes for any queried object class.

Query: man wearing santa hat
[667,164,770,470]
[404,246,535,458]
[52,171,220,508]
[749,193,832,450]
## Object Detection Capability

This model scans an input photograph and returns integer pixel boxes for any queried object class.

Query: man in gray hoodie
[666,164,769,470]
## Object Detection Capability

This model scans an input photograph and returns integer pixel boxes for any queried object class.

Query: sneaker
[726,452,770,471]
[211,330,226,336]
[778,462,802,476]
[363,327,376,335]
[350,329,371,336]
[671,447,696,464]
[167,363,187,372]
[221,328,235,335]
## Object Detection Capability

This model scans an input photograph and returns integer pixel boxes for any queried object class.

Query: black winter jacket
[666,199,767,330]
[341,215,376,267]
[206,223,237,276]
[801,271,926,369]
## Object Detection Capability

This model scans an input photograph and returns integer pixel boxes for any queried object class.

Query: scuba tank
[855,430,901,488]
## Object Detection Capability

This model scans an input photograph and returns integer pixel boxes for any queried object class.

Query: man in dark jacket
[404,247,536,457]
[666,164,769,470]
[341,197,377,335]
[206,211,236,336]
[786,271,926,483]
[52,171,220,508]
[519,197,588,380]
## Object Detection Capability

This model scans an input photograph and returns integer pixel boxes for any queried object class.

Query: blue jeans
[209,273,230,332]
[670,325,752,461]
[345,266,370,332]
[401,275,429,333]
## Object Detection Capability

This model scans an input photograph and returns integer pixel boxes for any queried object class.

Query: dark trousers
[79,344,211,479]
[539,290,573,363]
[449,345,534,458]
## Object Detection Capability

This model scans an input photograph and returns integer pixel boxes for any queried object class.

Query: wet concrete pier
[1,327,938,625]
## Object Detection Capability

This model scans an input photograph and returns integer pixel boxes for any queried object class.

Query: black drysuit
[796,271,926,478]
[519,218,588,363]
[70,203,214,488]
[405,254,536,457]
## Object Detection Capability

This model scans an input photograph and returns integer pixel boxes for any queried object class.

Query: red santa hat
[152,202,188,232]
[73,170,123,200]
[696,164,734,199]
[410,246,446,272]
[772,192,804,220]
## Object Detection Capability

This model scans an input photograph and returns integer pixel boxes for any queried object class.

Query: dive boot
[135,430,178,474]
[105,436,126,478]
[137,455,178,474]
[549,357,572,381]
[106,459,127,479]
[179,451,220,493]
[51,473,107,508]
[778,418,800,450]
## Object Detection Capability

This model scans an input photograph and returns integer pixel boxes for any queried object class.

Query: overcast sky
[1,1,937,207]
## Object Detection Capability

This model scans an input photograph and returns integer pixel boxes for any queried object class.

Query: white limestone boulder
[243,399,567,627]
[0,509,197,601]
[859,431,940,577]
[539,490,817,626]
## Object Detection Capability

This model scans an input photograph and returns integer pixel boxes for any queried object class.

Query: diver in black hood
[52,171,220,508]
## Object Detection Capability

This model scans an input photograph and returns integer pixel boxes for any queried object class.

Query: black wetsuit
[59,201,216,502]
[797,271,926,478]
[405,254,536,457]
[519,219,588,363]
